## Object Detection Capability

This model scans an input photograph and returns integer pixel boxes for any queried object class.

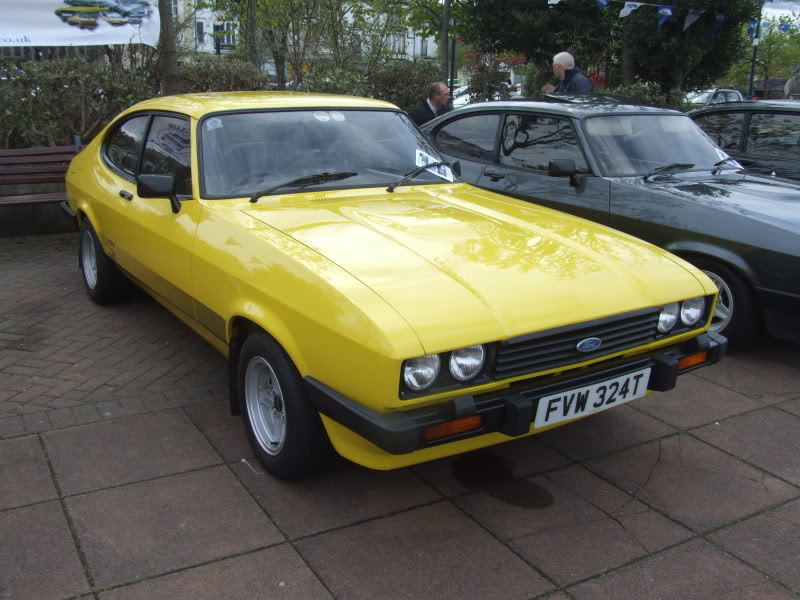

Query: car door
[105,113,202,318]
[474,112,610,224]
[741,111,800,180]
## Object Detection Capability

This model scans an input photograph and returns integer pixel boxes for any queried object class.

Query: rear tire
[688,256,758,348]
[79,219,132,304]
[238,330,335,479]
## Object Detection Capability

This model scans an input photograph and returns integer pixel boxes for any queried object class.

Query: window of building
[196,21,204,44]
[420,37,428,57]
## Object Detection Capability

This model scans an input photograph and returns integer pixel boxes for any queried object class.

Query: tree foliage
[456,0,760,91]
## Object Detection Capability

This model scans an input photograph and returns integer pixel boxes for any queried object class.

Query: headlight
[402,354,440,391]
[449,345,486,381]
[680,297,706,327]
[658,302,679,333]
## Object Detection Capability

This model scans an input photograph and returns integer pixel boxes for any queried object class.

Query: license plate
[534,367,651,428]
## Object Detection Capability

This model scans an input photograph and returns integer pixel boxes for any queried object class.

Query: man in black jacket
[409,82,452,126]
[552,52,592,95]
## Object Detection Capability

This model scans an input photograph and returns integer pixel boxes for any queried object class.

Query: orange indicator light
[425,416,483,442]
[679,351,708,371]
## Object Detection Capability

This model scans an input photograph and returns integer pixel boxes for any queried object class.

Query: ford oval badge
[576,337,602,353]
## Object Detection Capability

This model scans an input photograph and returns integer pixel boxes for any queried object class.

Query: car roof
[688,99,800,114]
[123,92,398,120]
[441,97,683,120]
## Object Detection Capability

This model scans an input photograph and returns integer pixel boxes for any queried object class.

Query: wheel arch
[663,240,758,287]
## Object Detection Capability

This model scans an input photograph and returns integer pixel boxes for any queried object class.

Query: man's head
[552,52,576,81]
[428,82,450,108]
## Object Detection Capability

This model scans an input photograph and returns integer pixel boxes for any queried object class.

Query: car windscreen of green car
[65,92,726,479]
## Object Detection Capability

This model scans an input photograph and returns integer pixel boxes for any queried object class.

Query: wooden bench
[0,144,83,235]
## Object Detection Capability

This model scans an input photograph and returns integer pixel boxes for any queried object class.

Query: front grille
[494,308,661,379]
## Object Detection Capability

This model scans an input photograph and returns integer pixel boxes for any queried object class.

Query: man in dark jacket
[552,52,593,95]
[409,82,452,126]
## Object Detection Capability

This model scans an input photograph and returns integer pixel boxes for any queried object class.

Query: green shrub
[177,55,269,93]
[302,64,372,97]
[369,60,444,112]
[522,62,556,98]
[0,57,156,148]
[602,82,689,110]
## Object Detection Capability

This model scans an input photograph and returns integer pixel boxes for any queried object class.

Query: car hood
[617,172,800,228]
[240,184,711,352]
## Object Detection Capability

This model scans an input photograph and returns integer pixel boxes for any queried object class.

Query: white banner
[0,0,160,48]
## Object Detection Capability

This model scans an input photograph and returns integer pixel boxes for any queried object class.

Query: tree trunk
[621,37,634,85]
[158,0,180,95]
[439,0,451,77]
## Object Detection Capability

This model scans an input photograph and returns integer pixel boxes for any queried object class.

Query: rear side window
[746,113,800,159]
[141,115,192,195]
[106,115,149,176]
[433,114,499,162]
[499,114,589,173]
[693,112,744,150]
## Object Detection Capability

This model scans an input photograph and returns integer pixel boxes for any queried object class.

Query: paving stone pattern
[1,233,799,600]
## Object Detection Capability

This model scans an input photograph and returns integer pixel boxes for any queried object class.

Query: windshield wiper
[644,163,695,179]
[711,157,740,175]
[387,161,453,193]
[250,171,358,203]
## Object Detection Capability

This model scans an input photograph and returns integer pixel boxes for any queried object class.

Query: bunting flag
[683,9,704,31]
[619,2,642,17]
[548,0,563,4]
[779,23,792,33]
[747,19,758,39]
[597,0,611,8]
[711,13,725,38]
[657,6,673,32]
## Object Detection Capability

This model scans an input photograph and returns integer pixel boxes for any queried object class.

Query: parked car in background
[690,100,800,181]
[64,92,724,478]
[686,88,744,106]
[421,99,800,346]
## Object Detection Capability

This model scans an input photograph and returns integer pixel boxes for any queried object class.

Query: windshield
[686,91,711,104]
[582,114,733,177]
[200,109,448,197]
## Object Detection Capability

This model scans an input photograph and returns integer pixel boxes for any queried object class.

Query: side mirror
[137,174,181,214]
[548,159,580,188]
[450,160,462,178]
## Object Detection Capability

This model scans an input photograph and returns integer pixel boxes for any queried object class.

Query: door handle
[119,190,133,200]
[484,170,505,180]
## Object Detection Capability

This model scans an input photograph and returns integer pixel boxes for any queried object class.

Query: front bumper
[305,332,727,455]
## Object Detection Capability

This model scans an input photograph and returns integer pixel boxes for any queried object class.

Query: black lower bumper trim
[304,332,727,455]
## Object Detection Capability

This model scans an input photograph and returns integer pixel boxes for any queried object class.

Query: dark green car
[420,99,800,347]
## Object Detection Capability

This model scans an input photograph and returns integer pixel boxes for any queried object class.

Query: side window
[746,113,800,160]
[433,114,499,162]
[105,115,149,176]
[693,112,744,150]
[141,115,192,195]
[499,114,589,173]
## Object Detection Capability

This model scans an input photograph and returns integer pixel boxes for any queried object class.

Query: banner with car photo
[0,0,159,48]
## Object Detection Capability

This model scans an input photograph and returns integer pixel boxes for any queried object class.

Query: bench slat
[0,154,78,166]
[0,175,67,185]
[0,192,67,206]
[0,165,69,176]
[0,145,80,158]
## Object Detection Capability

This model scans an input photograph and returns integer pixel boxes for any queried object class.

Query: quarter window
[499,115,589,173]
[433,114,499,162]
[141,115,192,195]
[746,113,800,160]
[693,112,744,150]
[105,115,148,176]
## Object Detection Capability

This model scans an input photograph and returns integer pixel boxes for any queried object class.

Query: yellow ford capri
[64,92,726,479]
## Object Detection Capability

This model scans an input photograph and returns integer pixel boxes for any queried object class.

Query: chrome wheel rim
[703,270,733,333]
[81,230,98,290]
[244,356,286,455]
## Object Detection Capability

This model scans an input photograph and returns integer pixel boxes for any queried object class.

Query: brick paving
[1,232,799,600]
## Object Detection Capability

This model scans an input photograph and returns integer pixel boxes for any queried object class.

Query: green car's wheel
[690,257,758,348]
[238,330,334,479]
[78,219,132,305]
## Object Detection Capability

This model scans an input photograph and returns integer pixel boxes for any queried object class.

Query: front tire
[689,257,758,348]
[238,330,334,479]
[79,219,132,304]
